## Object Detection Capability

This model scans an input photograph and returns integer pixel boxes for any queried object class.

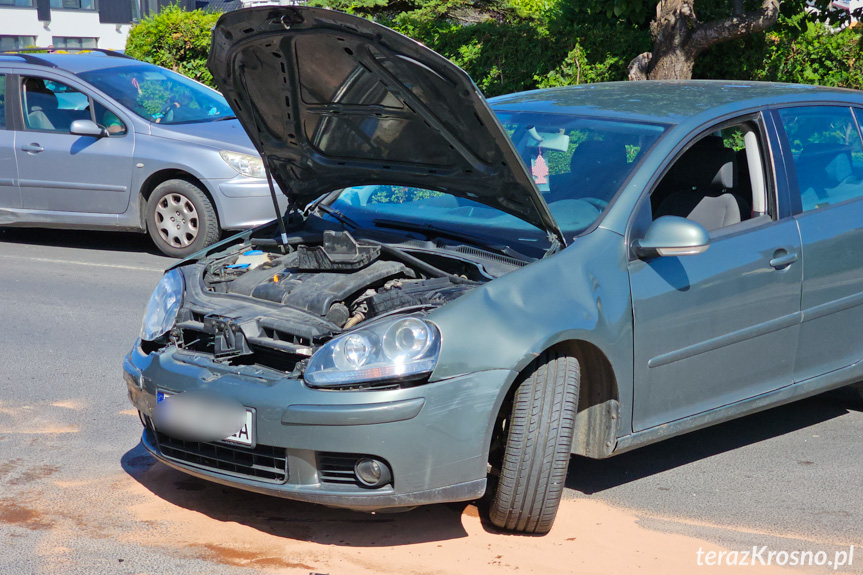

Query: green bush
[125,4,221,87]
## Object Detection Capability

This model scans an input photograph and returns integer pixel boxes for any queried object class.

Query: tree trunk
[628,0,780,81]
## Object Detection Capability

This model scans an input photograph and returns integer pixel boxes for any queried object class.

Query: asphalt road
[1,227,861,574]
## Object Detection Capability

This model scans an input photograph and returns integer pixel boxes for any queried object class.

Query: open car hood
[208,6,564,245]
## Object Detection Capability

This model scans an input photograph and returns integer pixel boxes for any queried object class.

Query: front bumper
[123,343,511,511]
[204,177,289,230]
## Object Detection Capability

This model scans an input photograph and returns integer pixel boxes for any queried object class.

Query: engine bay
[163,231,497,381]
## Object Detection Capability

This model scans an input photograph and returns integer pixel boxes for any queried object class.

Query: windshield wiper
[316,204,360,229]
[371,218,533,262]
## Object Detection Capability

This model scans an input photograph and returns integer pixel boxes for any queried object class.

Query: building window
[52,37,98,49]
[0,36,37,50]
[49,0,96,9]
[0,0,35,6]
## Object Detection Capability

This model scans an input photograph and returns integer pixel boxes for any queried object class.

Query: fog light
[354,458,392,487]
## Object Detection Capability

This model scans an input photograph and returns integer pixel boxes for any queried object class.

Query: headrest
[664,136,737,191]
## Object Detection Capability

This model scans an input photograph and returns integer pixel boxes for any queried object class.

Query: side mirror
[70,119,108,138]
[632,216,709,258]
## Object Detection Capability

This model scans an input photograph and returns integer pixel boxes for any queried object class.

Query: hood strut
[264,162,289,251]
[239,64,290,251]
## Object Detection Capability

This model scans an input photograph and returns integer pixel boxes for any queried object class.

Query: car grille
[317,452,364,486]
[155,431,289,484]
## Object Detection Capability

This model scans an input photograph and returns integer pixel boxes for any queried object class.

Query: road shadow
[0,227,160,255]
[121,443,472,547]
[567,386,861,494]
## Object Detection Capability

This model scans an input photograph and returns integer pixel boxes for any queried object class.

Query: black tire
[489,351,579,534]
[146,179,220,258]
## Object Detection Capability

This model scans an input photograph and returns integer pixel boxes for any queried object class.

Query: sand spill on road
[0,399,828,575]
[102,462,812,575]
[5,460,827,575]
[50,399,86,410]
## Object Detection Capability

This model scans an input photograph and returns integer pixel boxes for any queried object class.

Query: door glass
[650,121,766,233]
[93,100,126,136]
[778,106,863,211]
[0,74,6,129]
[21,77,90,133]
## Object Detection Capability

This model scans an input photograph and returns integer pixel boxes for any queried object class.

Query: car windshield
[326,113,667,256]
[78,64,235,125]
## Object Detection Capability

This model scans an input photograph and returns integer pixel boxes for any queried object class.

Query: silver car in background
[0,50,284,257]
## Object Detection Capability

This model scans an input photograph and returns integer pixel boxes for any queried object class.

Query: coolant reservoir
[233,250,271,269]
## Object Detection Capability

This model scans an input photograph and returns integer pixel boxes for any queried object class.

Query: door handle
[21,144,44,153]
[769,251,798,269]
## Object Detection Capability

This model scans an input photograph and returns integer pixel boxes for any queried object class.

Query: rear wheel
[146,179,219,258]
[488,350,579,534]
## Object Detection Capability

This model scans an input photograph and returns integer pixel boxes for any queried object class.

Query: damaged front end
[142,229,485,390]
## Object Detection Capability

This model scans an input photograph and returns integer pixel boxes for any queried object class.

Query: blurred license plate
[157,390,255,447]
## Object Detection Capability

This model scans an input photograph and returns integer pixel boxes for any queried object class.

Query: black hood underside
[207,6,564,245]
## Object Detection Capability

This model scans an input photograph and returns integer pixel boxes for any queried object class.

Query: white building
[0,0,174,52]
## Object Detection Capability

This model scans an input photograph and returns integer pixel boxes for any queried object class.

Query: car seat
[654,137,750,231]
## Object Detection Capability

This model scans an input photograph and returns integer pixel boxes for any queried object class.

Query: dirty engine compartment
[162,230,503,384]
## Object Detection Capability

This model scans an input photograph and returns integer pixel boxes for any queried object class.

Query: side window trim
[0,71,6,131]
[763,109,797,219]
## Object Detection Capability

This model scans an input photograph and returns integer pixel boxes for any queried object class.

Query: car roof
[489,80,862,126]
[0,53,146,74]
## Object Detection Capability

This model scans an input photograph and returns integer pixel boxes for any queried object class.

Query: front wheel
[146,179,220,258]
[488,350,579,534]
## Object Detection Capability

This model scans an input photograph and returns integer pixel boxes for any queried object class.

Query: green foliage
[126,1,863,104]
[125,4,221,87]
[695,14,863,90]
[369,186,443,203]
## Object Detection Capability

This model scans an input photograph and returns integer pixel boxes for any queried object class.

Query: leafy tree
[566,0,857,80]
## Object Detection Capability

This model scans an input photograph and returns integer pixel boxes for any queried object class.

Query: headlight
[140,269,184,341]
[304,317,440,387]
[219,150,265,179]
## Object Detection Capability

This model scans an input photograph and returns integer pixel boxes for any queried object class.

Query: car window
[649,119,768,234]
[21,76,90,133]
[78,64,234,125]
[778,106,863,212]
[93,100,126,136]
[0,74,6,129]
[327,114,668,256]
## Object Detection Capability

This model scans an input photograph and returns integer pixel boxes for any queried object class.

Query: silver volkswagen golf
[0,50,284,257]
[124,7,863,534]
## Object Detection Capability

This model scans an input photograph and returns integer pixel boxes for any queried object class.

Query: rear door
[15,74,133,215]
[774,105,863,382]
[0,72,20,211]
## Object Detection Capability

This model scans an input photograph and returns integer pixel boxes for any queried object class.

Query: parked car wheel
[147,180,220,258]
[488,351,579,534]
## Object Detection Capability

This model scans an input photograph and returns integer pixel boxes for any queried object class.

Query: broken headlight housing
[140,268,184,342]
[304,317,440,387]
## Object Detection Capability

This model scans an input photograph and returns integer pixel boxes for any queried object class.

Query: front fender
[427,228,634,432]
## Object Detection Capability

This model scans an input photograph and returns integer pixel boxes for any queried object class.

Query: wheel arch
[487,339,621,465]
[138,169,221,230]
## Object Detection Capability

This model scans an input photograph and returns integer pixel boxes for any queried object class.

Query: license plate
[156,390,256,447]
